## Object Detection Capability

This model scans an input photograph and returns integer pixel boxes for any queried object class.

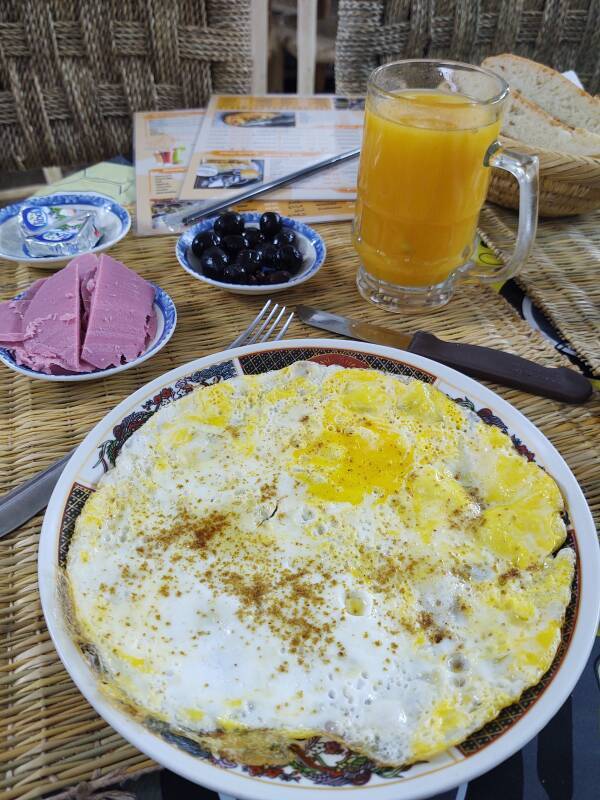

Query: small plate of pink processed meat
[0,254,176,381]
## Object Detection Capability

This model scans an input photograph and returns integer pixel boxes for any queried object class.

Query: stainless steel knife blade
[0,451,73,538]
[296,305,413,350]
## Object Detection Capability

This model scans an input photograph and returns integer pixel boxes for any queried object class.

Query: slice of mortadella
[76,252,100,326]
[18,261,87,373]
[0,278,47,344]
[81,254,156,369]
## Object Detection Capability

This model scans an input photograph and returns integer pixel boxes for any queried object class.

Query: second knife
[296,305,592,404]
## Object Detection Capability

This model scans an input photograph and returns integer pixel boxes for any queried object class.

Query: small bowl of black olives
[176,211,326,294]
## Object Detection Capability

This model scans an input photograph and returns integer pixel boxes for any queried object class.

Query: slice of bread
[501,91,600,156]
[483,54,600,134]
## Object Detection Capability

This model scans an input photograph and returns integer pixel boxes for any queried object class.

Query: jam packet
[19,205,102,258]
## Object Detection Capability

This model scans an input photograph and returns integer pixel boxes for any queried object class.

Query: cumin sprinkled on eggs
[67,362,573,766]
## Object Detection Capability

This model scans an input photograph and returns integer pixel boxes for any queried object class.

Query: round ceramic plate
[39,340,599,800]
[0,192,131,267]
[0,284,176,382]
[176,212,326,295]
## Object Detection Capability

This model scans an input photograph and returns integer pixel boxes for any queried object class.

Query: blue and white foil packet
[19,205,102,257]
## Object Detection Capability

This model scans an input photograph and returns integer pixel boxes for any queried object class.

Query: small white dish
[0,192,131,268]
[176,212,326,295]
[0,284,176,382]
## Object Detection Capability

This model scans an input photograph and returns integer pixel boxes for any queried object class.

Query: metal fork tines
[229,300,294,348]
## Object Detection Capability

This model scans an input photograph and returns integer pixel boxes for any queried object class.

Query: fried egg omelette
[66,363,574,766]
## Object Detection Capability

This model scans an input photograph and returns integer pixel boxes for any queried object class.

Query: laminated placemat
[1,223,599,800]
[479,205,600,378]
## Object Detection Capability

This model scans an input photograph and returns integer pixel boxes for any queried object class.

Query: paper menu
[231,198,355,223]
[179,95,363,202]
[134,109,205,235]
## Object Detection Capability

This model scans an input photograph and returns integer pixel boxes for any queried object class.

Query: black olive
[266,269,292,284]
[236,249,262,272]
[254,267,275,285]
[271,227,296,247]
[257,243,280,268]
[278,244,303,273]
[191,230,221,258]
[242,228,265,249]
[259,211,282,238]
[214,212,245,236]
[200,247,229,279]
[221,234,246,255]
[222,264,249,284]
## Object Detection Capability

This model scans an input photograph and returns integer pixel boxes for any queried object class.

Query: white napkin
[562,70,583,89]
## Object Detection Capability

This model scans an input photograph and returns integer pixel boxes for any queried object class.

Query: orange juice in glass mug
[354,60,539,310]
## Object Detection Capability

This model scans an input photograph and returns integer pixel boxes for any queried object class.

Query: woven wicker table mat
[479,205,600,377]
[1,223,599,800]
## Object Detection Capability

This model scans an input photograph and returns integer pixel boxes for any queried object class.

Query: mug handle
[463,143,539,284]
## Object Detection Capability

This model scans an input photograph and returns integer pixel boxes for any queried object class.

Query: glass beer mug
[353,60,538,311]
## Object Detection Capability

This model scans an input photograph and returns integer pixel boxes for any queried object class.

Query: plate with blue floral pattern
[0,192,131,267]
[0,283,176,382]
[176,212,326,294]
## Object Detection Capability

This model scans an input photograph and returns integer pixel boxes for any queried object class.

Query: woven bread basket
[488,136,600,217]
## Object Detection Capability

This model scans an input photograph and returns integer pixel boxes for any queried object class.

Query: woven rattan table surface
[479,206,600,378]
[1,222,599,800]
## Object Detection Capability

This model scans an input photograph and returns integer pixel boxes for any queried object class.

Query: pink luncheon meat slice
[17,262,86,373]
[0,278,47,344]
[81,254,156,369]
[75,252,100,325]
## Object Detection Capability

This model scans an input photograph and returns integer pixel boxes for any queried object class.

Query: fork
[229,299,294,348]
[0,301,294,538]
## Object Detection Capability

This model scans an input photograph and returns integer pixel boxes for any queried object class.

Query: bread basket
[488,136,600,217]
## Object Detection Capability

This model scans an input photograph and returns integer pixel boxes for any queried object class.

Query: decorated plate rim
[38,339,600,800]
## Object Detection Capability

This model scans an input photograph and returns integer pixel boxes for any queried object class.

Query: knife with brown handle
[297,305,592,404]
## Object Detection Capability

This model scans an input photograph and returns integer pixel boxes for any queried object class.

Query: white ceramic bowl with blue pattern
[176,212,326,295]
[0,284,176,382]
[0,192,131,268]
